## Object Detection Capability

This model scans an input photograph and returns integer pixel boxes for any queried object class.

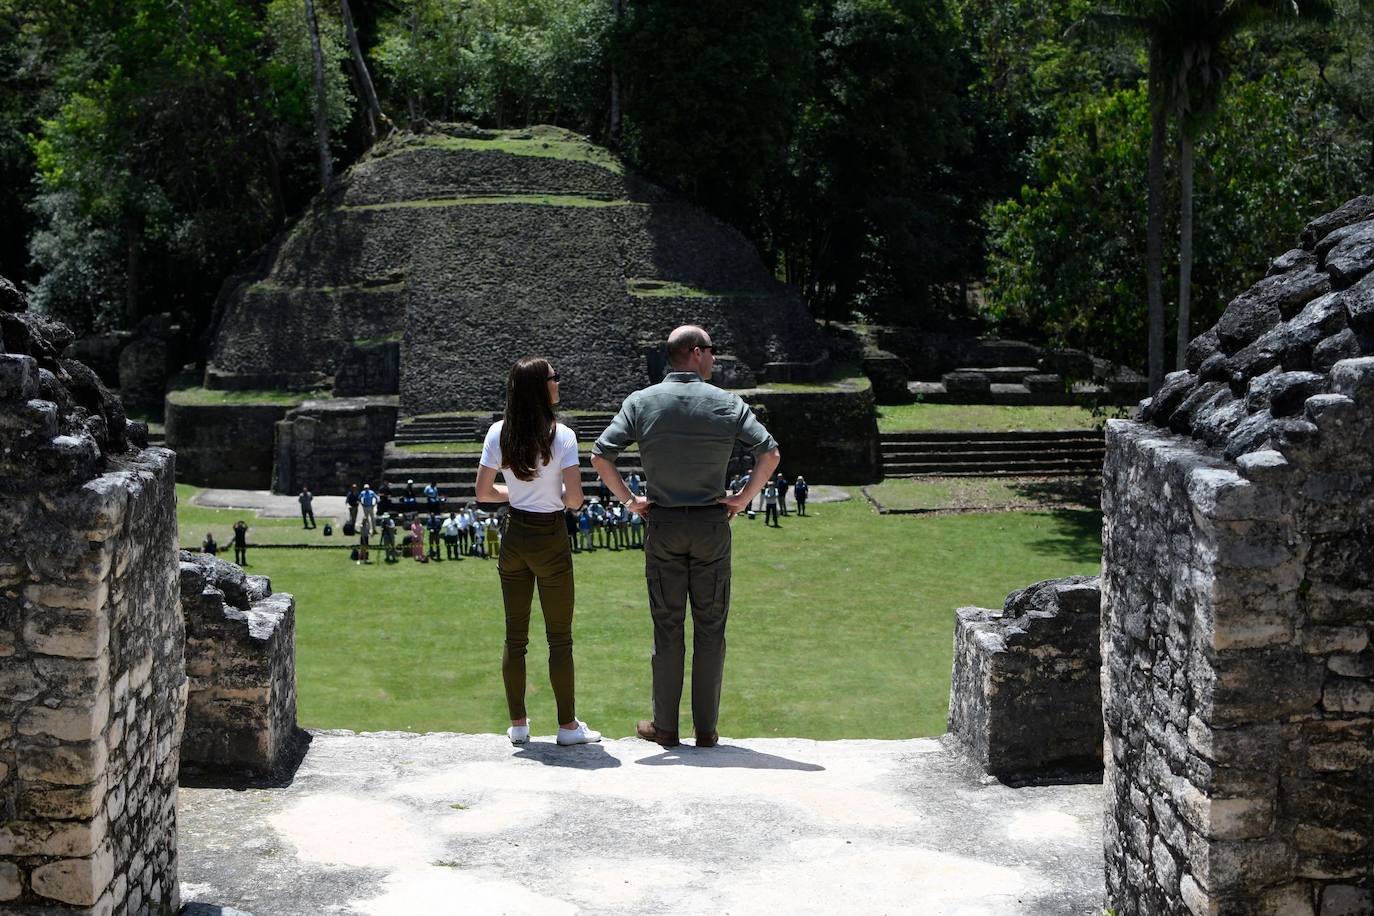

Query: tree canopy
[0,0,1368,375]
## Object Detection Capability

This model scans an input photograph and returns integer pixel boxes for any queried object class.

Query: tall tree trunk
[607,0,623,148]
[1146,47,1167,393]
[125,213,141,328]
[1176,129,1194,371]
[339,0,383,142]
[304,0,333,190]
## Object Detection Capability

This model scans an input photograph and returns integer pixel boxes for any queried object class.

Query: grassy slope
[196,494,1102,740]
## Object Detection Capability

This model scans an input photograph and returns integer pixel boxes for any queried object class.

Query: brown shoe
[636,719,680,748]
[695,731,718,748]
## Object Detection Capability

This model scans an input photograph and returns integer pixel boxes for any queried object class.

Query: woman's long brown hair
[499,356,556,482]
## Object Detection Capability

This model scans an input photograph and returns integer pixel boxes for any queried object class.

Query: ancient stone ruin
[179,553,303,782]
[948,576,1104,784]
[945,195,1373,914]
[1102,195,1374,915]
[1,291,185,913]
[205,125,828,410]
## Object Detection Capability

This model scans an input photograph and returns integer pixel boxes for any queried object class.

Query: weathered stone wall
[273,396,399,495]
[742,379,881,483]
[2,293,186,914]
[948,576,1103,784]
[164,399,298,489]
[179,553,301,780]
[1102,196,1374,915]
[204,126,828,410]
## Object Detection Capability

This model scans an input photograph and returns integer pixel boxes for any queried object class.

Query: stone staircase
[385,412,630,503]
[394,412,619,446]
[880,429,1105,477]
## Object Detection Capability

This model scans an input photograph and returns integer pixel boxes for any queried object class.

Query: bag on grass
[342,521,356,537]
[323,523,333,536]
[349,546,359,561]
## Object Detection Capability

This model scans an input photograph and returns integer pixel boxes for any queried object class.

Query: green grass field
[180,487,1102,740]
[876,403,1111,432]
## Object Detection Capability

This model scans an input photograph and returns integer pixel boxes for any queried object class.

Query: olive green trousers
[499,511,576,725]
[643,505,732,734]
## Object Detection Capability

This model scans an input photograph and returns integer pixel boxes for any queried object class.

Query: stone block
[1302,627,1370,655]
[0,862,17,902]
[1262,884,1318,916]
[18,694,110,742]
[1180,872,1218,915]
[0,353,38,400]
[0,813,106,857]
[1328,654,1374,678]
[1195,839,1297,895]
[1322,680,1374,714]
[17,739,108,786]
[1294,825,1368,856]
[22,606,110,659]
[1306,741,1374,772]
[30,842,114,906]
[1320,886,1374,916]
[17,778,106,819]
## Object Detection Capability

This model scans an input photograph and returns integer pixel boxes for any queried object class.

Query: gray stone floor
[179,731,1105,915]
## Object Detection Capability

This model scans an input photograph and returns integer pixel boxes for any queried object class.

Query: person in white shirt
[476,357,600,748]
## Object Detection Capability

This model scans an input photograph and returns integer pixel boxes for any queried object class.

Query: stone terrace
[178,731,1104,916]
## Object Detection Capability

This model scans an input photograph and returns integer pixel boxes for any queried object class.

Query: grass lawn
[392,441,485,454]
[166,387,318,407]
[876,403,1116,432]
[864,476,1100,513]
[182,488,1102,741]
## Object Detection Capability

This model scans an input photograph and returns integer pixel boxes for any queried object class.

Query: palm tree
[1087,0,1335,389]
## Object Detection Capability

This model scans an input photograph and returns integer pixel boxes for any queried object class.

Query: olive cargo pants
[644,505,732,734]
[499,510,576,725]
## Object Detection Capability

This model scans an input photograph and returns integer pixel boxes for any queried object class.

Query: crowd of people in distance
[196,469,812,568]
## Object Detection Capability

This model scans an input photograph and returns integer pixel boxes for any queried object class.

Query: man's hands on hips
[629,495,653,516]
[717,492,752,519]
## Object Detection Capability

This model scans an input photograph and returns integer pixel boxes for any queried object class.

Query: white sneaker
[556,720,601,746]
[508,722,530,745]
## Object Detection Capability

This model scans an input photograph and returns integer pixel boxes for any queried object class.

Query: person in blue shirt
[794,475,810,516]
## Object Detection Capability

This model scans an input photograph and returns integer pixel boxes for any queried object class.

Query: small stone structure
[164,396,298,489]
[743,379,881,483]
[273,396,399,495]
[1102,196,1374,914]
[948,576,1104,784]
[179,553,302,781]
[1,288,186,913]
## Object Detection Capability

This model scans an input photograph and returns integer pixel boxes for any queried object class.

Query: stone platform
[178,731,1104,915]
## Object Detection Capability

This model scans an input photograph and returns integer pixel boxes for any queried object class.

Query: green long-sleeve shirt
[593,372,777,508]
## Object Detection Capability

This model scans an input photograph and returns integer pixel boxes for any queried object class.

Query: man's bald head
[667,325,711,369]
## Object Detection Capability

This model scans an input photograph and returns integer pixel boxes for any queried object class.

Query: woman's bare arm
[475,464,509,503]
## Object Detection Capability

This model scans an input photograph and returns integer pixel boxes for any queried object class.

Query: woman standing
[476,357,600,747]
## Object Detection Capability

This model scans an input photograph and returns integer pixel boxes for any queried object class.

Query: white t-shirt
[480,421,579,513]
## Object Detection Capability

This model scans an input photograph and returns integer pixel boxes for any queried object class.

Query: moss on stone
[341,194,633,211]
[373,131,626,175]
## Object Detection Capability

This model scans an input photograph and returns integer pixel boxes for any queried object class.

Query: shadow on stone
[513,742,622,769]
[635,745,825,771]
[178,728,312,789]
[181,905,256,916]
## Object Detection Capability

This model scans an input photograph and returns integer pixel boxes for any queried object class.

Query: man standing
[345,483,360,528]
[592,325,779,749]
[299,487,316,529]
[359,484,378,528]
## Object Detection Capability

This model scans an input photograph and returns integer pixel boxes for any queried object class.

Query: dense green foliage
[969,0,1372,368]
[0,0,1369,367]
